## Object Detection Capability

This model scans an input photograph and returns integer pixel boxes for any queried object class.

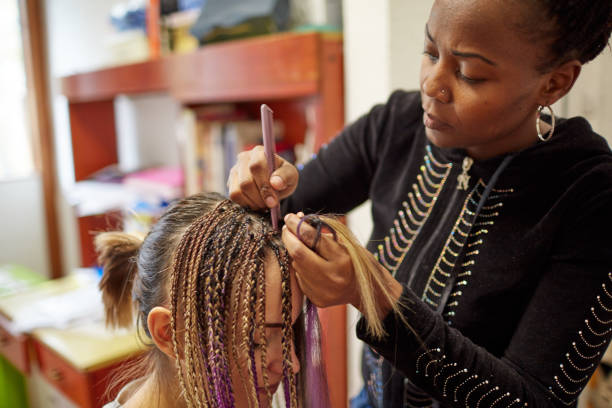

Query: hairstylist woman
[228,1,612,406]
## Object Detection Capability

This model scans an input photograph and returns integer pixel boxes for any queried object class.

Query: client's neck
[123,374,185,408]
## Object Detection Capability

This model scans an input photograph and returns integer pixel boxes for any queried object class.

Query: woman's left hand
[281,213,361,309]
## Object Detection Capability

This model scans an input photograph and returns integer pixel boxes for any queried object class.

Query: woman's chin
[255,386,279,407]
[425,127,457,148]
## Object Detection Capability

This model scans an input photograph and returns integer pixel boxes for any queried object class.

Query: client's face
[230,251,303,408]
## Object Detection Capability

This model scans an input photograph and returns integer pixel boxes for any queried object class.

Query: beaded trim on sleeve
[374,145,452,275]
[548,272,612,406]
[412,347,530,407]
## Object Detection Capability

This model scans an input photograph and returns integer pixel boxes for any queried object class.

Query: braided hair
[96,193,318,407]
[169,199,298,407]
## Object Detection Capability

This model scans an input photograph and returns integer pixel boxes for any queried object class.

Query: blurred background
[1,0,611,407]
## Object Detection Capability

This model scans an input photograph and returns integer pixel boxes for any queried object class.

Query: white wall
[342,0,434,400]
[565,50,612,146]
[43,0,181,273]
[44,0,125,273]
[0,176,50,276]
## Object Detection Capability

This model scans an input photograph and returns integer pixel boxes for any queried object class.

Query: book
[178,106,288,196]
[123,165,184,200]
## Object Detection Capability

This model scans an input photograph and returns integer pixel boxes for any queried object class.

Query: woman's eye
[457,70,484,84]
[423,50,438,62]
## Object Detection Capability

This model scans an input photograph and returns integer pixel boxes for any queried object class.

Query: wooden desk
[0,273,145,408]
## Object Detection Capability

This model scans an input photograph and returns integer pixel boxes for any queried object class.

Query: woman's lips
[423,112,451,131]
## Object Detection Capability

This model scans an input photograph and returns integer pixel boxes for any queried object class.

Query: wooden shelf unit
[60,31,347,407]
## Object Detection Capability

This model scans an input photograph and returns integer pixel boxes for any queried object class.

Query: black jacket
[283,90,612,407]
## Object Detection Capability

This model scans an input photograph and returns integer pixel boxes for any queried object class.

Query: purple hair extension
[304,300,331,408]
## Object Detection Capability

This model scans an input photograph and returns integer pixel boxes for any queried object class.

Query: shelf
[62,32,341,104]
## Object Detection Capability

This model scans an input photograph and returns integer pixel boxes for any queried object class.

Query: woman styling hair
[228,1,612,407]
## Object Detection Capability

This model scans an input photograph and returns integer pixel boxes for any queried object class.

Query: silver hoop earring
[536,105,555,142]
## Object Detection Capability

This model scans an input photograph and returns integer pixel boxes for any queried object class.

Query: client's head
[96,192,316,408]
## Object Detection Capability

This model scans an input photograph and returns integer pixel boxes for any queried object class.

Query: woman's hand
[282,213,361,309]
[227,146,299,210]
[282,213,404,320]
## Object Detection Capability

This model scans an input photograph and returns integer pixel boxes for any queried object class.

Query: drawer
[32,337,144,408]
[33,338,93,408]
[0,322,29,374]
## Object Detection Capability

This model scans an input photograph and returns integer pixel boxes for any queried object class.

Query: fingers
[282,218,356,308]
[282,223,327,273]
[227,146,298,210]
[283,213,342,261]
[270,159,298,198]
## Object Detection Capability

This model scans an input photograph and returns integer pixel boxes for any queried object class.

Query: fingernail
[265,196,276,207]
[284,214,291,222]
[270,176,284,188]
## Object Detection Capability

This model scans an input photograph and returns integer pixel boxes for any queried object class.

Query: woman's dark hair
[516,0,612,70]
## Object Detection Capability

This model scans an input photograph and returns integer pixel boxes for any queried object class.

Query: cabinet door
[33,339,92,408]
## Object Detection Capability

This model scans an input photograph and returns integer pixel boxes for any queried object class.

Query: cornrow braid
[214,221,248,407]
[209,209,244,407]
[273,244,298,408]
[230,237,260,404]
[256,255,273,406]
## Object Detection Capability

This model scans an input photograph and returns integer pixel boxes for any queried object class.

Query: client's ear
[147,306,174,358]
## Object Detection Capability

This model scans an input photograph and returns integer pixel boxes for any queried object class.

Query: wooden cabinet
[0,273,145,408]
[60,31,348,407]
[31,326,143,408]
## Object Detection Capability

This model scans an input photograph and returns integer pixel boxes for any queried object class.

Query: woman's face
[229,251,303,408]
[420,0,551,159]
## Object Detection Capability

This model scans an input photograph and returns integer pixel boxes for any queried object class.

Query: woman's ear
[539,59,582,105]
[147,306,174,359]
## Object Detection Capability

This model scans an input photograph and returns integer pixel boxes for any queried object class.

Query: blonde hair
[318,217,408,339]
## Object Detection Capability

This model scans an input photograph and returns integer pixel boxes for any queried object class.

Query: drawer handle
[49,368,64,382]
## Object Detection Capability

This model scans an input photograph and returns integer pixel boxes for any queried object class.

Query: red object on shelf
[146,0,161,59]
[78,211,122,267]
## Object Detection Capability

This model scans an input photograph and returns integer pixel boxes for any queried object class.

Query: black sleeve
[281,90,416,215]
[357,175,612,407]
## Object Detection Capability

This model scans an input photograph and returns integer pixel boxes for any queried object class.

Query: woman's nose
[421,63,451,102]
[290,344,300,374]
[267,343,300,375]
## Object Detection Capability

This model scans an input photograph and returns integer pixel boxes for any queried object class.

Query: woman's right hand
[227,145,299,210]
